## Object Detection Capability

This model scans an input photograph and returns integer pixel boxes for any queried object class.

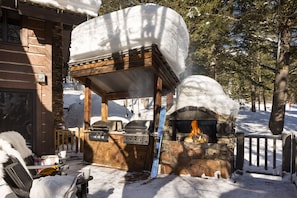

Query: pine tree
[268,0,297,134]
[97,1,297,128]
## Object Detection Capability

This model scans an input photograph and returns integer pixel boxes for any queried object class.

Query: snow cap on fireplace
[167,75,239,122]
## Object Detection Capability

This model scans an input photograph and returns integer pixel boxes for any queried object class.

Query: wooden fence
[55,128,85,153]
[236,132,296,177]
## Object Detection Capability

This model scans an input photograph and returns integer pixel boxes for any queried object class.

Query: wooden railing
[235,132,296,177]
[55,128,85,153]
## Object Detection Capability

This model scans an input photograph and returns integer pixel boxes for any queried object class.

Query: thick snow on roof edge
[69,4,189,77]
[168,75,239,121]
[24,0,102,17]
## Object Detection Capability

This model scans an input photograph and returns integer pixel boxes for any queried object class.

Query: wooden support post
[265,138,268,170]
[102,96,108,121]
[80,128,84,153]
[236,132,244,170]
[84,80,92,130]
[153,76,162,132]
[282,132,292,173]
[256,137,260,167]
[166,92,173,111]
[292,134,296,174]
[273,138,276,169]
[249,137,252,166]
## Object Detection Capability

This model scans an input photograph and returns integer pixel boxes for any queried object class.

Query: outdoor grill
[123,120,153,145]
[89,120,123,142]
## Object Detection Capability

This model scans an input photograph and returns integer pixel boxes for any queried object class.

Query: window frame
[0,8,21,43]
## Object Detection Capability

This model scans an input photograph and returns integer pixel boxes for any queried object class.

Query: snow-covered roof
[168,75,239,121]
[23,0,102,17]
[69,4,189,77]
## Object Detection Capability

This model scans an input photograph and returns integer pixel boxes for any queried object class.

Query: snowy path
[66,158,297,198]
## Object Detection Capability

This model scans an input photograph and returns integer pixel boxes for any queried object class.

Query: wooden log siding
[52,22,65,127]
[0,15,55,155]
[0,1,90,155]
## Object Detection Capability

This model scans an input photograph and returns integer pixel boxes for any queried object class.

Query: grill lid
[91,120,123,131]
[124,120,153,134]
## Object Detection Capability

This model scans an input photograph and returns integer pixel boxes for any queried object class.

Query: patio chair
[0,131,68,177]
[0,134,92,198]
[3,155,92,198]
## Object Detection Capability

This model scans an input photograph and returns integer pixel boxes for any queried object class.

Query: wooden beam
[152,45,179,92]
[153,75,162,132]
[69,51,153,78]
[69,45,180,102]
[101,96,108,121]
[84,81,92,130]
[166,92,174,111]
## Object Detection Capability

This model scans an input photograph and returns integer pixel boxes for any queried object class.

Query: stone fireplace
[159,106,236,179]
[159,75,239,179]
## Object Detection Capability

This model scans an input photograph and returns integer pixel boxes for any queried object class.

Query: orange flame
[184,120,208,143]
[189,120,201,137]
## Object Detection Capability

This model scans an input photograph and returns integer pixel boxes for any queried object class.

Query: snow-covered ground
[62,83,297,198]
[72,104,296,198]
[1,83,297,197]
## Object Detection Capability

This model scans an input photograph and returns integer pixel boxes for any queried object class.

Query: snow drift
[69,4,189,77]
[23,0,102,17]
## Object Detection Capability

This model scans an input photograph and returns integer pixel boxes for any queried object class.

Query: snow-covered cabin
[0,0,101,155]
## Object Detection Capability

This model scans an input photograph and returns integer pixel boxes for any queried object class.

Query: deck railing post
[292,134,296,175]
[273,138,276,169]
[282,132,292,173]
[265,138,268,170]
[236,132,245,170]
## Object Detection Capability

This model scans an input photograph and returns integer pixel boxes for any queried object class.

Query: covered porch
[69,45,179,171]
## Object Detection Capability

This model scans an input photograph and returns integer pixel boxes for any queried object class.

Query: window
[0,89,35,147]
[0,8,21,43]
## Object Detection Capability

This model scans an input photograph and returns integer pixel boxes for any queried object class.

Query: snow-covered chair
[0,131,67,176]
[0,134,92,198]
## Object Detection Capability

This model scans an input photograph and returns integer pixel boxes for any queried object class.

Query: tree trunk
[251,84,256,112]
[263,90,267,112]
[257,91,261,111]
[269,20,291,135]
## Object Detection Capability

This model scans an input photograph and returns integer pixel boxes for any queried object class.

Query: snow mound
[25,0,102,17]
[69,4,189,77]
[168,75,239,121]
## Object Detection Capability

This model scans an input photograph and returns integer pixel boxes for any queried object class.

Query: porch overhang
[69,45,179,101]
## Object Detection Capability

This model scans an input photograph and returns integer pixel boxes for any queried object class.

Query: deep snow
[62,83,297,198]
[2,2,296,197]
[1,85,297,197]
[69,4,189,77]
[76,103,297,198]
[25,0,102,17]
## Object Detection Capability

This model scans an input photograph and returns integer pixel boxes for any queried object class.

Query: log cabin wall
[52,22,64,128]
[0,1,86,155]
[0,13,54,155]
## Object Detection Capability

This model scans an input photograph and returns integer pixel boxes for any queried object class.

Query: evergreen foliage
[98,1,297,109]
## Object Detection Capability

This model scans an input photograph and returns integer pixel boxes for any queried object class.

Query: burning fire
[184,120,208,143]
